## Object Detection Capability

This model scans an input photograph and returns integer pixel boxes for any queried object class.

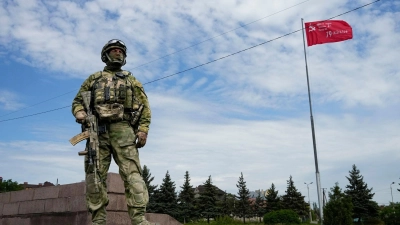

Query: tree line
[142,164,393,224]
[143,166,310,223]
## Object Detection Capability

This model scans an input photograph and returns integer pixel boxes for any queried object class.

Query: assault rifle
[69,91,100,192]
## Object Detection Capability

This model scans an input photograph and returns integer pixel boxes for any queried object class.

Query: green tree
[151,171,179,218]
[198,175,218,223]
[0,178,23,193]
[323,182,353,225]
[236,172,251,223]
[253,190,266,222]
[142,165,158,212]
[178,171,196,223]
[265,183,281,213]
[281,175,308,217]
[219,191,235,217]
[312,202,319,221]
[344,164,379,222]
[380,203,400,225]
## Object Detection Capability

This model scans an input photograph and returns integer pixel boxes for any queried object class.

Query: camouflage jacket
[72,67,151,134]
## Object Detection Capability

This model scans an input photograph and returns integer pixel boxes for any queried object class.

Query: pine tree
[198,175,218,223]
[323,182,353,225]
[281,175,308,217]
[142,165,158,212]
[220,191,235,217]
[253,190,266,222]
[265,183,281,213]
[178,171,196,223]
[236,172,251,223]
[152,171,179,218]
[344,164,379,222]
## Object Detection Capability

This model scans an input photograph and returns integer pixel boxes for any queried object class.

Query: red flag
[305,20,353,46]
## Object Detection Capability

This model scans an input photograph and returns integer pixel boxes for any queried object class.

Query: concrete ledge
[107,194,127,211]
[0,173,182,225]
[19,200,45,215]
[44,198,69,213]
[29,212,90,225]
[0,212,178,225]
[10,189,34,203]
[2,202,19,216]
[107,212,131,225]
[146,213,182,225]
[0,212,90,225]
[107,173,124,194]
[33,186,59,200]
[67,195,87,212]
[0,193,10,204]
[0,216,30,225]
[59,182,85,198]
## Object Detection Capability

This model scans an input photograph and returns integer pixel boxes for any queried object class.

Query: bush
[379,203,400,225]
[263,209,301,225]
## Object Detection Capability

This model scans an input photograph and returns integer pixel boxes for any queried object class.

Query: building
[21,181,55,190]
[249,189,267,200]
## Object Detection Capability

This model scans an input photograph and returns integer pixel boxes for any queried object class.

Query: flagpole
[301,18,324,225]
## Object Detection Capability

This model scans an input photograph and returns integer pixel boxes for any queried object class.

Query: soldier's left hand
[136,131,147,148]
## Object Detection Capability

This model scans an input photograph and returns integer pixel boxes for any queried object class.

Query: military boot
[129,207,150,225]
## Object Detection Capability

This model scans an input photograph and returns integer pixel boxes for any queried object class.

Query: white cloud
[0,90,25,111]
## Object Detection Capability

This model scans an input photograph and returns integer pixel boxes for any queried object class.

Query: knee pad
[125,173,149,207]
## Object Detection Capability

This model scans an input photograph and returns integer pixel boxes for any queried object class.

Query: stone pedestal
[0,173,181,225]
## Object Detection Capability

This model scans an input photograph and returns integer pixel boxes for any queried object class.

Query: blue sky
[0,0,399,207]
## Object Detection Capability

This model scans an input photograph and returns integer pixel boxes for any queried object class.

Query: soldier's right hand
[74,110,87,124]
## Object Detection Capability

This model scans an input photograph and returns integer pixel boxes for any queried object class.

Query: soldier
[72,39,153,225]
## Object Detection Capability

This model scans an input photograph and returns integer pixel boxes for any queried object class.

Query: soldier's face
[109,48,124,61]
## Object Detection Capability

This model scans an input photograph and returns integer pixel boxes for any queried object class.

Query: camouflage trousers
[85,121,149,225]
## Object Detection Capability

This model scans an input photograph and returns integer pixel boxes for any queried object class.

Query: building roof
[21,181,55,189]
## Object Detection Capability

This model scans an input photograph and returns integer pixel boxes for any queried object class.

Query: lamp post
[390,181,395,203]
[305,182,313,221]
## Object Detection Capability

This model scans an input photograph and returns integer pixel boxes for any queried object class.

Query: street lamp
[390,182,395,203]
[305,182,313,221]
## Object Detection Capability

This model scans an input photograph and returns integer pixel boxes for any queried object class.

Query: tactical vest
[90,71,140,122]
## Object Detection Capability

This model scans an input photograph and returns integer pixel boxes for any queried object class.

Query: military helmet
[101,39,127,66]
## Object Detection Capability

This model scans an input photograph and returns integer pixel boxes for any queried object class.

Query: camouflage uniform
[72,65,151,225]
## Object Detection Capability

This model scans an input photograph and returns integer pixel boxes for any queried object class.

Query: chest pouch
[95,103,124,122]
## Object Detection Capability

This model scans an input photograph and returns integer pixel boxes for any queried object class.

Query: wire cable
[0,0,312,119]
[0,105,70,122]
[131,0,312,70]
[0,90,76,118]
[0,0,381,123]
[142,0,382,84]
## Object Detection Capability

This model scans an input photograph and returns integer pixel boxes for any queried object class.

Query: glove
[75,110,87,124]
[136,131,147,148]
